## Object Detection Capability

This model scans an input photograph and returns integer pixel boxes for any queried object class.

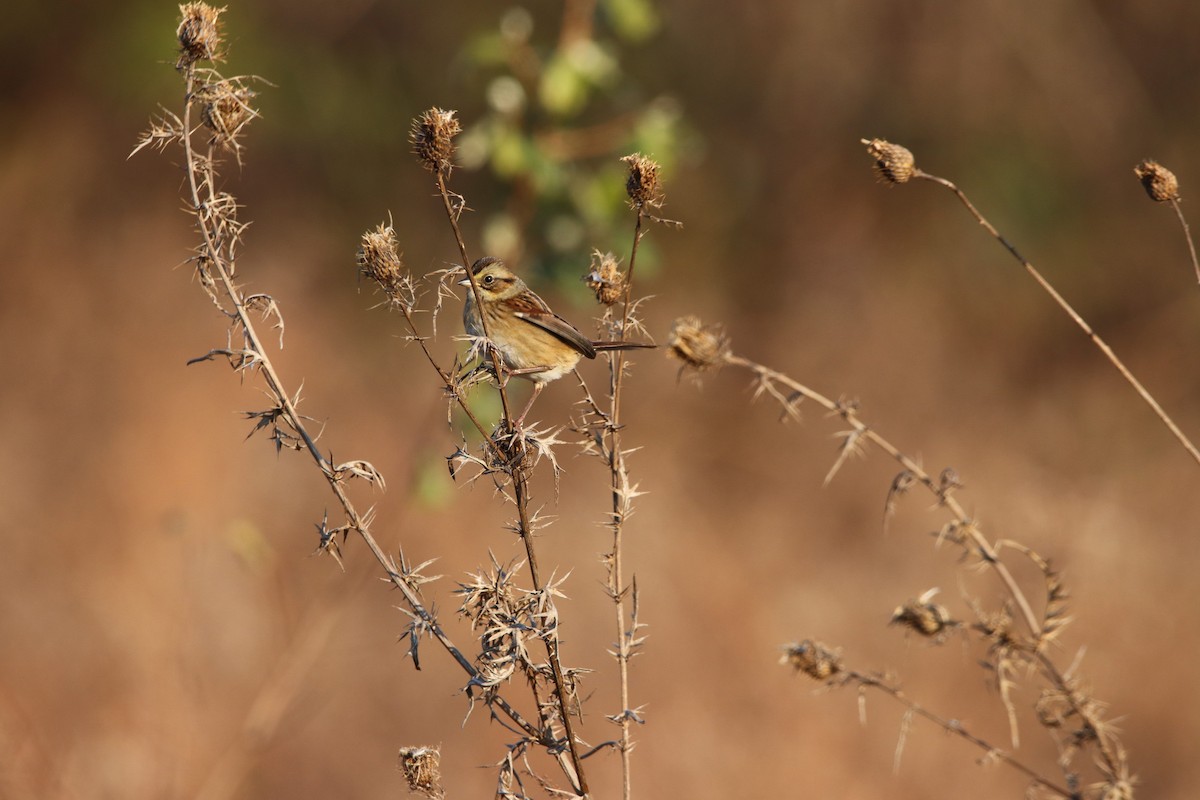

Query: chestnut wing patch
[508,291,596,358]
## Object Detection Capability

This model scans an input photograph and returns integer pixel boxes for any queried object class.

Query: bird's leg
[514,383,545,428]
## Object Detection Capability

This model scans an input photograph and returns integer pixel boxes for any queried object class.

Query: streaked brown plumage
[461,256,652,423]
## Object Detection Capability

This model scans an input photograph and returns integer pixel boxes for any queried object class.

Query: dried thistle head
[357,224,414,307]
[176,3,223,70]
[862,138,916,184]
[891,589,956,639]
[973,605,1016,650]
[411,108,461,175]
[583,250,626,306]
[621,153,664,210]
[397,747,445,799]
[668,315,730,372]
[1134,159,1180,202]
[194,80,256,147]
[782,640,842,681]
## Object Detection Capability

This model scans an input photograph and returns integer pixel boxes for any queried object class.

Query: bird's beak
[458,277,471,287]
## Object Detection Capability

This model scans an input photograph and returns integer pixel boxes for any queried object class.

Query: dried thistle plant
[562,153,676,800]
[398,747,445,800]
[194,78,258,151]
[666,315,730,375]
[861,137,1200,467]
[621,153,664,211]
[1133,159,1200,287]
[411,107,461,176]
[890,589,958,641]
[1133,159,1179,202]
[583,250,627,306]
[139,9,593,798]
[677,318,1135,799]
[176,2,223,69]
[862,138,916,184]
[357,223,415,310]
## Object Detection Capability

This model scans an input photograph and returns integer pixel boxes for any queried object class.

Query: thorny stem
[430,171,588,796]
[724,354,1042,638]
[604,209,647,800]
[177,69,542,747]
[845,669,1075,798]
[1168,197,1200,287]
[727,353,1125,782]
[915,169,1200,468]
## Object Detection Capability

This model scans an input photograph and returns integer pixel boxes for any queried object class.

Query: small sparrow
[461,256,652,424]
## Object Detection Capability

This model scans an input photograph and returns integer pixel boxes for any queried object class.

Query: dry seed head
[891,591,956,638]
[583,250,626,306]
[782,640,843,681]
[397,747,445,799]
[1134,160,1180,202]
[357,224,409,303]
[176,3,223,69]
[195,81,256,146]
[668,315,731,371]
[862,138,916,184]
[411,108,461,175]
[621,153,664,210]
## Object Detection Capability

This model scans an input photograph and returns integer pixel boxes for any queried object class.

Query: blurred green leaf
[602,0,661,42]
[492,125,532,176]
[413,455,453,509]
[539,54,589,116]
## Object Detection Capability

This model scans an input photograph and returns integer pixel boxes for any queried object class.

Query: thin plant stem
[1169,197,1200,287]
[430,171,589,796]
[914,169,1200,468]
[605,209,646,800]
[723,354,1042,637]
[844,669,1074,798]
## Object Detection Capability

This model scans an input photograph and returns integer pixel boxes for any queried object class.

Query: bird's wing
[509,290,597,358]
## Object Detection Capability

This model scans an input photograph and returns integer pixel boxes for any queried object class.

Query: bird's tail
[591,341,656,351]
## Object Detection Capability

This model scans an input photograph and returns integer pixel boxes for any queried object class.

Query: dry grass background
[3,1,1199,797]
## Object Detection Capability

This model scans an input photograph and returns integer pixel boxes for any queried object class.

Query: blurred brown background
[3,1,1199,797]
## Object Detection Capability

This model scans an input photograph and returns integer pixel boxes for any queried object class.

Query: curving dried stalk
[863,138,1200,468]
[670,321,1133,799]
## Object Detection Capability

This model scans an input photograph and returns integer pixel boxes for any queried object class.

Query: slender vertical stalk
[605,209,646,800]
[1169,197,1200,287]
[429,171,588,797]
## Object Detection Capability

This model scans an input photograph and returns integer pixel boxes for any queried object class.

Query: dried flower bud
[176,3,223,70]
[891,590,956,639]
[411,108,461,175]
[398,747,445,799]
[668,316,730,372]
[621,153,664,210]
[357,224,412,306]
[862,138,916,184]
[782,640,842,681]
[583,251,626,306]
[1134,160,1180,202]
[195,80,256,146]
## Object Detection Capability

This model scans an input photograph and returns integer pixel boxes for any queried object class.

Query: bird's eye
[483,275,494,286]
